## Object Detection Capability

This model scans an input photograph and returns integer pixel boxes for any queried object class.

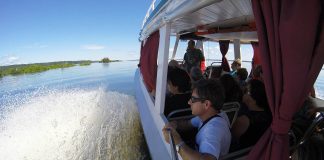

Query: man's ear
[204,100,212,109]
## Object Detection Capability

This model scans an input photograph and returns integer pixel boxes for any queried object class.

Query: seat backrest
[222,102,240,128]
[167,108,193,121]
[295,112,324,146]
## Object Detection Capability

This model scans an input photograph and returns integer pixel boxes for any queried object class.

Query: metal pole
[168,129,179,160]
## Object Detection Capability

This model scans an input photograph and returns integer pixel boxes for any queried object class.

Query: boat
[134,0,324,159]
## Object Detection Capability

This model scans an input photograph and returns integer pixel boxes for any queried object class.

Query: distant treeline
[99,57,120,63]
[0,60,94,77]
[0,58,121,78]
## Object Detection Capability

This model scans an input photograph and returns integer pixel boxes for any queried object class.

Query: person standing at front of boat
[183,40,205,73]
[162,79,231,160]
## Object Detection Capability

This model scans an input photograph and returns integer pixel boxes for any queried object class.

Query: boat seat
[167,108,194,121]
[219,146,252,160]
[290,111,324,152]
[167,102,240,126]
[203,61,222,79]
[222,102,240,128]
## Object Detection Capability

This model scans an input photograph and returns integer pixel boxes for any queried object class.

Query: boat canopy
[138,0,324,159]
[140,0,257,43]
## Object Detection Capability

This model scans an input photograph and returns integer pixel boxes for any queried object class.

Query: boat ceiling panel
[140,0,254,41]
[202,31,258,43]
[172,0,253,32]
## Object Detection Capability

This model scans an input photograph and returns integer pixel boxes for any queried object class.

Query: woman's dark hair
[236,68,248,81]
[253,65,263,78]
[167,68,191,93]
[249,79,269,109]
[193,79,225,110]
[220,74,243,103]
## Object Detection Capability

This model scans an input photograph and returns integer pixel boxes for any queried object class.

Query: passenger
[291,96,323,143]
[231,79,272,149]
[236,68,248,87]
[209,66,223,80]
[235,68,249,94]
[168,59,180,69]
[164,67,192,117]
[190,66,204,84]
[306,97,324,116]
[230,59,241,77]
[183,40,205,73]
[220,74,243,103]
[291,134,324,160]
[162,79,231,160]
[252,65,263,82]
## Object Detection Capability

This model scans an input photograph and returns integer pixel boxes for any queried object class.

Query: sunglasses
[190,96,206,103]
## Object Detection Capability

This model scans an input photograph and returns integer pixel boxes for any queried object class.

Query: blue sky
[0,0,254,66]
[0,0,152,65]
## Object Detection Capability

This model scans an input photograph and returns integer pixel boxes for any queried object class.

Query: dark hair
[167,68,191,93]
[292,134,324,160]
[220,74,243,102]
[188,40,195,46]
[209,66,223,79]
[249,79,269,109]
[253,65,263,78]
[236,68,248,81]
[193,79,225,110]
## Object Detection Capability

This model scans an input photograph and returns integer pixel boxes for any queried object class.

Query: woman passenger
[231,79,272,149]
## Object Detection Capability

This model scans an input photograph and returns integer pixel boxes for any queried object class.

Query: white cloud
[81,44,105,50]
[0,55,21,66]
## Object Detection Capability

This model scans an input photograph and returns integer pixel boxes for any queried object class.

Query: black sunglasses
[190,96,206,103]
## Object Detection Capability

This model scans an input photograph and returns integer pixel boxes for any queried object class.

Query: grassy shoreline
[0,60,119,78]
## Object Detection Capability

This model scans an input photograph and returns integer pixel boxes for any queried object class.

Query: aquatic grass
[0,61,93,77]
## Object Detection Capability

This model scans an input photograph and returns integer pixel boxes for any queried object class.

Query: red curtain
[251,42,261,69]
[249,42,262,78]
[139,31,159,92]
[219,40,230,72]
[248,0,324,160]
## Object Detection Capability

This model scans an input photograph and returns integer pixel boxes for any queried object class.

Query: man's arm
[178,144,217,160]
[200,50,205,61]
[183,53,187,65]
[171,119,194,132]
[162,124,217,160]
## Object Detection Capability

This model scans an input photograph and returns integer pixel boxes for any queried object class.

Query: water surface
[0,61,149,160]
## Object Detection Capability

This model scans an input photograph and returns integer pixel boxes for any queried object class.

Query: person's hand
[162,123,182,145]
[169,121,177,129]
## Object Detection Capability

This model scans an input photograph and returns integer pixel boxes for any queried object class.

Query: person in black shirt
[183,40,205,73]
[231,79,272,149]
[164,67,192,117]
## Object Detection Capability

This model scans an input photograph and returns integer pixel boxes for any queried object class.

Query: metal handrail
[222,102,241,128]
[168,129,179,160]
[167,108,192,119]
[142,0,156,28]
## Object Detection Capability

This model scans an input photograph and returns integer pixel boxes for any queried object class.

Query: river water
[0,61,149,160]
[0,61,323,160]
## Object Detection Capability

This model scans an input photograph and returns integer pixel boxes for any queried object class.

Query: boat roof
[140,0,257,43]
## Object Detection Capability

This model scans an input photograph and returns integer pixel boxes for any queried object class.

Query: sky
[0,0,253,66]
[0,0,152,65]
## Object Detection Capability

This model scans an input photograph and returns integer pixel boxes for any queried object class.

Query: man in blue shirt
[162,79,231,160]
